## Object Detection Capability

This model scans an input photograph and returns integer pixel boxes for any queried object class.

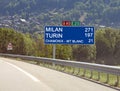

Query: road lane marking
[0,60,4,62]
[5,62,40,82]
[0,58,54,91]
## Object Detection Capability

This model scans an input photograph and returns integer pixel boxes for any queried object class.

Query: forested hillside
[0,28,120,65]
[0,1,120,65]
[0,0,120,33]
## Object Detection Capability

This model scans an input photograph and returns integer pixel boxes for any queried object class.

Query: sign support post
[52,44,56,67]
[53,44,56,59]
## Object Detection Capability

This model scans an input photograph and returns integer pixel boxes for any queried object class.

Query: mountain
[0,0,120,33]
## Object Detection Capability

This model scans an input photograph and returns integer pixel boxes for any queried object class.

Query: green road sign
[71,21,80,26]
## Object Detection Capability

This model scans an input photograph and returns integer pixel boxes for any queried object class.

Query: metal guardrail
[0,53,120,87]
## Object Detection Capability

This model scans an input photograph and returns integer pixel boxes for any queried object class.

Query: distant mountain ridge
[0,0,120,32]
[0,0,73,15]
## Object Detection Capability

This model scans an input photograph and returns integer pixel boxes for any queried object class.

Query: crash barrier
[0,53,120,87]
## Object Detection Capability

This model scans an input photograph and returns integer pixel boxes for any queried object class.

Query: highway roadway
[0,57,118,91]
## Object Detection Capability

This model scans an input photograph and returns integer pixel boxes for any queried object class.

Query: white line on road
[5,62,40,82]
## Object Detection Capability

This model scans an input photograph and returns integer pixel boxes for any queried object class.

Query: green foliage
[72,28,120,65]
[56,45,72,60]
[34,34,72,59]
[0,28,120,65]
[0,28,25,54]
[33,34,53,58]
[72,45,96,62]
[95,28,120,65]
[23,34,36,55]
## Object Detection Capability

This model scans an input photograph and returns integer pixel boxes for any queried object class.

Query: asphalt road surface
[0,57,118,91]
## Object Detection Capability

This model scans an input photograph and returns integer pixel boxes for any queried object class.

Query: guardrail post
[106,74,109,83]
[83,69,86,77]
[76,68,80,75]
[59,65,64,72]
[54,64,58,70]
[71,67,75,74]
[115,75,119,86]
[48,63,52,68]
[36,61,40,65]
[56,64,60,70]
[90,70,93,79]
[61,66,66,71]
[52,63,55,68]
[97,72,100,81]
[46,63,49,67]
[43,62,45,66]
[40,62,44,66]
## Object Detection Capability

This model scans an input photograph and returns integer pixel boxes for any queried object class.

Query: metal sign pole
[53,44,56,67]
[53,44,56,59]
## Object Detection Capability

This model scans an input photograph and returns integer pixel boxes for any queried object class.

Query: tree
[95,28,120,65]
[72,45,96,62]
[23,33,36,55]
[56,45,72,60]
[0,28,25,54]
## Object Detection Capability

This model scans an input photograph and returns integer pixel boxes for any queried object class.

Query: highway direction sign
[44,26,94,44]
